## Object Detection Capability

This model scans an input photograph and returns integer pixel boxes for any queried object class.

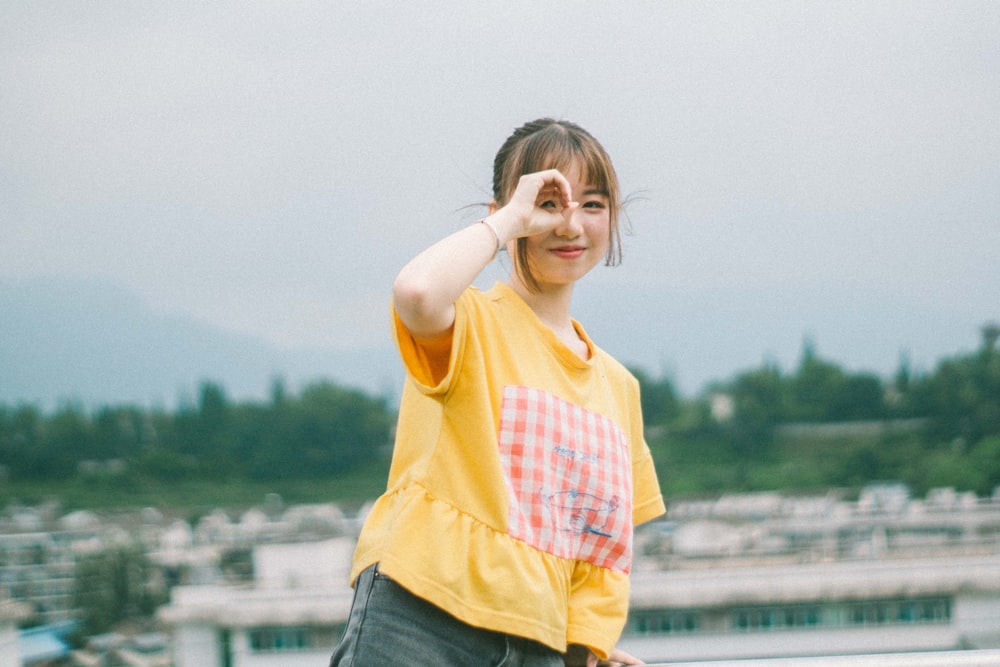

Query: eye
[540,200,558,209]
[582,199,606,209]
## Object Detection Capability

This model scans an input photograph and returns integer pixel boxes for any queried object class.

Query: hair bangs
[491,118,624,292]
[512,127,615,202]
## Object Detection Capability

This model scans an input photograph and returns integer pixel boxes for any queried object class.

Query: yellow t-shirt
[350,282,665,658]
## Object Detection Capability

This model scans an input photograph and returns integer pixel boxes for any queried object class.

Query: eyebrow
[580,188,609,197]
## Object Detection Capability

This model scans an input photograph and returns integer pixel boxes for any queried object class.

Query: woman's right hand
[491,169,579,242]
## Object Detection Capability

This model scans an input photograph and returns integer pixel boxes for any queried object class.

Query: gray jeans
[328,564,563,667]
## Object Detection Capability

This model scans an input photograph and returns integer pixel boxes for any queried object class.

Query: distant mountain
[571,277,986,393]
[0,277,402,410]
[0,276,988,410]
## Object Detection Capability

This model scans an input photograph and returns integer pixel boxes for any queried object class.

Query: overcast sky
[3,1,998,396]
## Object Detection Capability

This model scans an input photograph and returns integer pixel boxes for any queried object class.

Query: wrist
[477,218,501,258]
[483,209,518,248]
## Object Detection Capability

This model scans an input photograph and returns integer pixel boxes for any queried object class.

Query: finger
[535,168,573,206]
[551,171,574,207]
[562,201,580,221]
[607,648,643,665]
[538,183,562,205]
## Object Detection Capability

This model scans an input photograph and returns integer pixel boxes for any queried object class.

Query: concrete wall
[0,625,20,667]
[173,623,222,667]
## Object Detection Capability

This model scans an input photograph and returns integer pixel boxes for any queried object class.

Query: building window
[732,597,951,632]
[845,597,950,626]
[626,609,700,635]
[248,627,310,652]
[629,595,953,638]
[219,630,232,667]
[246,625,343,653]
[732,604,821,631]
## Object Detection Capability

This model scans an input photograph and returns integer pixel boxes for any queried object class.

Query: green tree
[630,367,679,426]
[25,403,87,479]
[831,373,885,421]
[213,380,392,481]
[92,406,145,460]
[969,436,1000,495]
[73,544,167,636]
[726,362,785,485]
[911,328,1000,444]
[0,404,44,477]
[790,338,849,421]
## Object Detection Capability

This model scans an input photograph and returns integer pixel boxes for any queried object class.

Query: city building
[621,554,1000,663]
[155,485,1000,666]
[158,537,355,667]
[1,599,31,667]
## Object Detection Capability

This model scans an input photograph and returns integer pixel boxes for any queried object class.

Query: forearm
[392,216,507,338]
[392,168,572,338]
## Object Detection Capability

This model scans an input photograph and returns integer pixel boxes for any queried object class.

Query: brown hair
[492,118,622,292]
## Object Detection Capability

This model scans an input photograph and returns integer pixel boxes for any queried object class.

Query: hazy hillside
[571,277,981,391]
[0,277,401,409]
[0,275,988,409]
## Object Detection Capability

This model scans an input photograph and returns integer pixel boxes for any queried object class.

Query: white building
[158,546,1000,666]
[620,554,1000,663]
[157,488,1000,666]
[159,537,355,667]
[1,599,31,667]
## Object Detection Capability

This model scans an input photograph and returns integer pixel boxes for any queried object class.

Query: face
[519,160,611,290]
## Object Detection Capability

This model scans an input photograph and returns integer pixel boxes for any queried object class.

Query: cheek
[586,215,612,251]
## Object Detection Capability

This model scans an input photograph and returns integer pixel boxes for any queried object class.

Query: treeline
[637,325,1000,497]
[0,326,997,499]
[0,380,394,483]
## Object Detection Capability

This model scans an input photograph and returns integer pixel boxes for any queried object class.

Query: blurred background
[1,2,998,665]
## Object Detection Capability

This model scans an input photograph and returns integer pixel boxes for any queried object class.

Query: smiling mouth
[551,246,586,258]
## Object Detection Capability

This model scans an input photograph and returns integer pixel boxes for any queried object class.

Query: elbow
[392,272,447,337]
[392,271,432,317]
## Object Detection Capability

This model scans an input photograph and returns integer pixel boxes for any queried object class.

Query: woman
[329,118,665,667]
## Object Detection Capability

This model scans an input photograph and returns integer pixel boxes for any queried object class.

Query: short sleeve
[632,441,665,525]
[390,294,469,394]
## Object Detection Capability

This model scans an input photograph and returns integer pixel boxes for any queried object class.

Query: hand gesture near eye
[491,169,580,241]
[393,169,579,339]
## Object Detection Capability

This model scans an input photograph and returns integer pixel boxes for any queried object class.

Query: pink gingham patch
[497,385,633,573]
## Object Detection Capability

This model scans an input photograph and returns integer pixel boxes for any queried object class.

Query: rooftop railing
[648,649,1000,666]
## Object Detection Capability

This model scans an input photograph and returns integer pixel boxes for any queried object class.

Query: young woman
[328,118,665,667]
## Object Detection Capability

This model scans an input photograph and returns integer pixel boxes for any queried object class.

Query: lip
[549,245,586,259]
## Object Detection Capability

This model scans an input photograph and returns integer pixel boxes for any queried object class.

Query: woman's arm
[392,169,576,338]
[391,219,504,338]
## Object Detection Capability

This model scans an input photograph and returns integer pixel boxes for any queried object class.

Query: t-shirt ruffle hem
[350,484,628,657]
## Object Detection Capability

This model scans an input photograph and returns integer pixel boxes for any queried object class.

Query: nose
[554,206,583,238]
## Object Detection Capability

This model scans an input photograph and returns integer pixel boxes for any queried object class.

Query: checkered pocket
[497,385,633,573]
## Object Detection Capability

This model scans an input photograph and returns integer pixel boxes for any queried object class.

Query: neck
[507,276,574,329]
[507,277,589,360]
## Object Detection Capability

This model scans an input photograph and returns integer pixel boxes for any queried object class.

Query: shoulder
[573,321,635,381]
[596,349,639,384]
[454,284,503,324]
[458,282,533,322]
